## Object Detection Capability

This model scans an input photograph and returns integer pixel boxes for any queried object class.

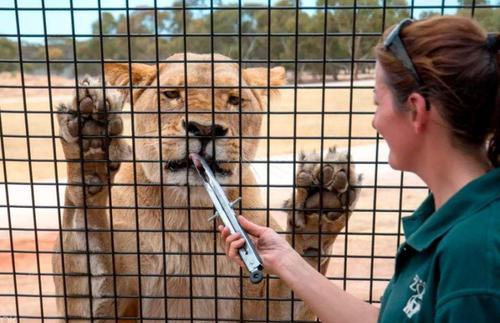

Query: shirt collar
[403,168,500,252]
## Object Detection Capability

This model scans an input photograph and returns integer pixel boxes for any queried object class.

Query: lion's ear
[243,66,286,96]
[104,63,156,99]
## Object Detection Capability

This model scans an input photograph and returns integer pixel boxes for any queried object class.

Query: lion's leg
[52,77,130,322]
[279,147,362,320]
[140,257,166,322]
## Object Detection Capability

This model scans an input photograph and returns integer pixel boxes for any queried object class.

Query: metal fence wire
[0,0,498,321]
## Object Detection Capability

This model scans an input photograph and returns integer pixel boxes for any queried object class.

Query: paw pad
[285,146,361,230]
[58,76,127,201]
[86,175,103,195]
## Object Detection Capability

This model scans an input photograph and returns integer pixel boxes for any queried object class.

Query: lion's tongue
[189,153,203,170]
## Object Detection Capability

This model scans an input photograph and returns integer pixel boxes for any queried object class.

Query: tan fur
[52,53,361,322]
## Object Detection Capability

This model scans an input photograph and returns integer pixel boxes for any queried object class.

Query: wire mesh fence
[0,0,498,321]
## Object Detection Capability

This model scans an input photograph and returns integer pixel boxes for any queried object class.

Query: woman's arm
[220,216,379,323]
[278,248,379,323]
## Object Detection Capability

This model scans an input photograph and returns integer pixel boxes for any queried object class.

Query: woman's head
[374,16,499,168]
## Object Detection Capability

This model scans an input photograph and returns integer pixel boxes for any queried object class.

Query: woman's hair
[375,16,499,167]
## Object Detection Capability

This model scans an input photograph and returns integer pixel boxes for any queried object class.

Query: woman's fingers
[219,217,267,269]
[218,226,246,267]
[225,232,242,246]
[228,238,245,261]
[219,216,264,239]
[219,225,230,241]
[238,216,266,237]
[218,225,247,267]
[218,226,240,251]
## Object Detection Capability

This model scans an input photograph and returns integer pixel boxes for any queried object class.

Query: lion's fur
[52,53,357,322]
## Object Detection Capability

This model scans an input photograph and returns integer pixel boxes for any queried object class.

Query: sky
[0,0,488,44]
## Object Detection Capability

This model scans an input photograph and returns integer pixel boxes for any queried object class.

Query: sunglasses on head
[384,19,430,110]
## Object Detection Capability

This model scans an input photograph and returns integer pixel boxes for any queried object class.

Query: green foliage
[1,2,497,80]
[0,38,17,58]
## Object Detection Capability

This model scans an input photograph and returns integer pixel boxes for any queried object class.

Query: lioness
[52,53,361,322]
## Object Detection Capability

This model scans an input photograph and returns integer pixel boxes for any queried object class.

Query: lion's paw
[284,147,362,266]
[58,76,124,151]
[58,76,129,199]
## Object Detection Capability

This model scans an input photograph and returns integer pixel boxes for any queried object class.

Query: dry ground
[0,71,376,182]
[0,74,426,319]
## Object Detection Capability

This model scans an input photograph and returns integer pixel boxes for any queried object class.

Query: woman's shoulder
[435,197,499,300]
[438,196,499,257]
[433,198,499,318]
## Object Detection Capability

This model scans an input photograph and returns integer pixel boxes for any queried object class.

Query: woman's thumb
[238,216,265,237]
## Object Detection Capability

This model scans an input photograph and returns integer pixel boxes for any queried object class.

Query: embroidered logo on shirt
[403,274,426,319]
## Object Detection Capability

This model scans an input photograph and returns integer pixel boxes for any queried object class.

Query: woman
[220,16,499,322]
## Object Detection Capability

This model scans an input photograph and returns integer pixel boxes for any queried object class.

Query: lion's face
[105,53,285,186]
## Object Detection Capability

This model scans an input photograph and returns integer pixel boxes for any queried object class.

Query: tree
[457,0,499,32]
[2,1,494,80]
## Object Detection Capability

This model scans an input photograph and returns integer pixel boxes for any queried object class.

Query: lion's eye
[228,95,242,106]
[164,90,181,99]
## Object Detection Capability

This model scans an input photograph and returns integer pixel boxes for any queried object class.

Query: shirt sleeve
[435,292,500,322]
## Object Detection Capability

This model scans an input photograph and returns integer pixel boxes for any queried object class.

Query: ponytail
[487,34,499,167]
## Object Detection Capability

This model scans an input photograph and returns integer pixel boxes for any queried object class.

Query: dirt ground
[0,73,426,319]
[0,72,376,182]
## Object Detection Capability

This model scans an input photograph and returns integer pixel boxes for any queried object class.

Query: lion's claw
[284,146,362,267]
[57,76,128,201]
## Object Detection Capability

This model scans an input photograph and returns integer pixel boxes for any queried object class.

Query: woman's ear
[407,92,430,134]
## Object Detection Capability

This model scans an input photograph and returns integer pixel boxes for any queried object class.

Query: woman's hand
[218,215,298,275]
[220,215,380,322]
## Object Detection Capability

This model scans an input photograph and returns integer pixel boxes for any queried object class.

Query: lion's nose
[182,120,228,137]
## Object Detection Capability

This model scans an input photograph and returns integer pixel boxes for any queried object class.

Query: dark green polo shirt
[378,168,500,322]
